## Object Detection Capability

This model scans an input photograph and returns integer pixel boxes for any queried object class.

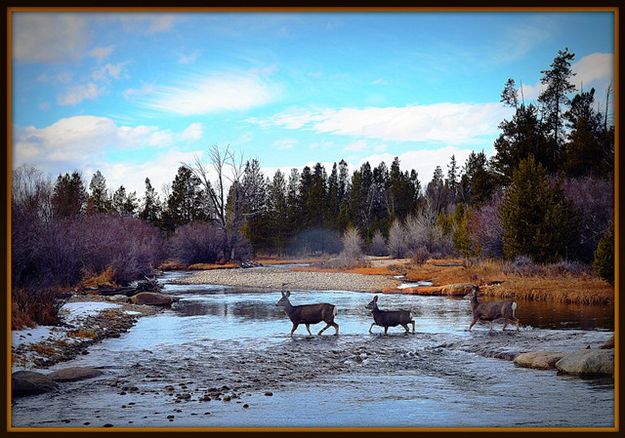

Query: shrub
[469,192,504,259]
[340,227,364,262]
[169,221,225,265]
[387,220,408,258]
[12,288,68,329]
[369,230,389,256]
[593,220,614,284]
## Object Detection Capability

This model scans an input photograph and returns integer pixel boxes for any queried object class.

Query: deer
[365,295,415,335]
[468,285,519,332]
[276,290,339,337]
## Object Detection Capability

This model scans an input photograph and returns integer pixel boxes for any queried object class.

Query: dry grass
[403,259,613,305]
[30,343,58,356]
[81,266,119,289]
[159,260,189,271]
[256,256,328,265]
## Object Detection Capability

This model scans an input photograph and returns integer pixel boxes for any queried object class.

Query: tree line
[12,47,615,299]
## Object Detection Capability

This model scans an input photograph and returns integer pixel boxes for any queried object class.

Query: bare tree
[185,145,249,261]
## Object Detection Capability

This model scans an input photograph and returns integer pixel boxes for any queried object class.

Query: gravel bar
[172,266,399,292]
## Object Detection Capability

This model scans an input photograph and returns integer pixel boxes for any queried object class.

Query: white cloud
[178,51,200,64]
[89,45,114,60]
[122,83,156,100]
[12,116,205,177]
[252,103,511,145]
[57,82,102,106]
[91,63,125,82]
[273,138,299,150]
[13,13,90,63]
[572,52,613,90]
[180,123,204,141]
[344,140,368,152]
[140,72,276,116]
[372,78,388,85]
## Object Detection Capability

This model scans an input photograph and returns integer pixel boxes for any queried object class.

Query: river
[11,271,614,429]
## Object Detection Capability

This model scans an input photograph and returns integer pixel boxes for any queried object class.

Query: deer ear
[286,291,290,297]
[281,291,286,297]
[374,295,378,301]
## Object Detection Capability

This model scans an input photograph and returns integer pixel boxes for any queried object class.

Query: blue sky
[11,11,615,196]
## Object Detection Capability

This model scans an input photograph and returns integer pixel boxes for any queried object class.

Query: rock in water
[555,350,614,377]
[599,335,614,349]
[48,367,103,382]
[513,352,565,370]
[12,371,59,397]
[130,292,172,306]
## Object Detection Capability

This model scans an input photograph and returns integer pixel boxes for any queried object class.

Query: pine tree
[563,88,606,177]
[87,170,110,214]
[538,48,576,165]
[593,219,614,284]
[446,155,459,204]
[139,177,161,225]
[52,171,87,219]
[500,155,580,262]
[164,166,208,230]
[426,166,447,214]
[268,170,289,254]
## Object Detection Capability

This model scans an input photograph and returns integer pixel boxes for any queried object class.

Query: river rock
[555,349,614,376]
[130,292,172,306]
[599,335,614,349]
[48,367,103,382]
[513,352,565,370]
[12,371,58,397]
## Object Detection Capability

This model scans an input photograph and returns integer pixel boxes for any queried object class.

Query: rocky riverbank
[12,295,163,370]
[173,266,399,292]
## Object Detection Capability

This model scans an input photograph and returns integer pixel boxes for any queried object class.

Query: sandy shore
[173,266,399,292]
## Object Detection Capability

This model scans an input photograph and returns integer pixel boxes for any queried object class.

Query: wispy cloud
[273,138,299,150]
[58,83,103,106]
[119,14,177,34]
[180,122,204,141]
[89,45,114,61]
[13,13,90,63]
[251,103,512,145]
[139,72,277,116]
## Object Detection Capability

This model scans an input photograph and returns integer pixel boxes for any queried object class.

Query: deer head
[365,295,378,310]
[276,290,291,307]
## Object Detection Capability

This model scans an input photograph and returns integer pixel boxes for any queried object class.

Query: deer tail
[511,301,518,318]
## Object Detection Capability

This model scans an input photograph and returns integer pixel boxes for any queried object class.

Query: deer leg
[489,321,494,332]
[305,324,312,336]
[290,322,299,337]
[384,326,389,336]
[411,321,416,334]
[332,322,339,336]
[515,319,520,332]
[402,323,409,335]
[469,319,477,331]
[369,322,376,334]
[502,321,508,331]
[318,323,330,335]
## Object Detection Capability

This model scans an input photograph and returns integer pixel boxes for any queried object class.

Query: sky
[11,10,615,197]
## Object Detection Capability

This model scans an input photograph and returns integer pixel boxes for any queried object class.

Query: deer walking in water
[468,285,519,332]
[365,295,415,335]
[276,291,339,336]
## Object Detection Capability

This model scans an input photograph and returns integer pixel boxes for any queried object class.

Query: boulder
[599,335,614,349]
[130,292,172,306]
[12,371,58,397]
[555,349,614,377]
[48,367,103,382]
[513,352,565,370]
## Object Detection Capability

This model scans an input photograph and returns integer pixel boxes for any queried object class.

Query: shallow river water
[12,271,615,429]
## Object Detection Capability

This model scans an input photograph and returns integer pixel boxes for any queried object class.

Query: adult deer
[468,285,519,332]
[276,291,339,336]
[365,295,415,335]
